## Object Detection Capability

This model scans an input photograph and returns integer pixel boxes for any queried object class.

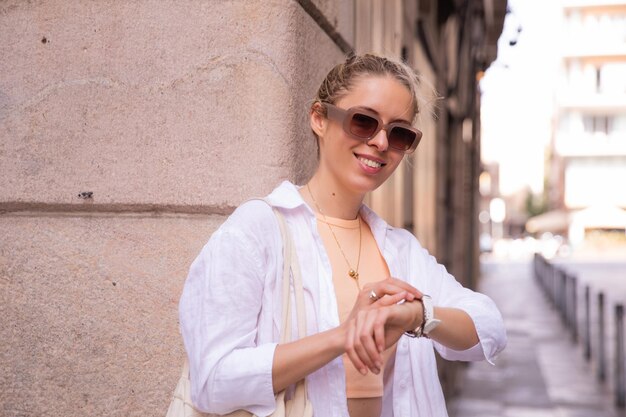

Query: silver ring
[369,290,378,301]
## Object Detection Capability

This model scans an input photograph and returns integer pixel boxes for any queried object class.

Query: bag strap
[251,198,307,343]
[269,202,307,343]
[254,198,309,408]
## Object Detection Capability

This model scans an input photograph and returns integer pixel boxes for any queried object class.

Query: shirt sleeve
[178,219,278,416]
[418,246,507,364]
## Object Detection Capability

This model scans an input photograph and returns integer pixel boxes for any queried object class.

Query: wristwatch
[405,295,442,338]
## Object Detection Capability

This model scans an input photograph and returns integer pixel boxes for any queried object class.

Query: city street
[448,258,624,417]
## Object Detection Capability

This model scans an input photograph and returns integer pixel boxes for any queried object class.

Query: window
[582,115,611,135]
[599,63,626,94]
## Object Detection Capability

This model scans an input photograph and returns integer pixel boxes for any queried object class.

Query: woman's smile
[355,153,386,173]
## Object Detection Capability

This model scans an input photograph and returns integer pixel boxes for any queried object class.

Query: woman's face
[311,75,415,196]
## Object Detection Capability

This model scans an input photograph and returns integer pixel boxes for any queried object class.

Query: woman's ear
[310,102,327,138]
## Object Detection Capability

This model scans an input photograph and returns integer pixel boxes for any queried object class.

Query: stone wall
[0,1,346,415]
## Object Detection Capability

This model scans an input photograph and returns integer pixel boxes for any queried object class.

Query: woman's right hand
[341,278,422,373]
[272,278,421,393]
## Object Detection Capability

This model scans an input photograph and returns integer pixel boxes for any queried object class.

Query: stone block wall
[0,1,347,415]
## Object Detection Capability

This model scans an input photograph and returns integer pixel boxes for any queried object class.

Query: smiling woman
[176,54,507,417]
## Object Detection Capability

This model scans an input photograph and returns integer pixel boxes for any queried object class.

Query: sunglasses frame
[323,103,422,154]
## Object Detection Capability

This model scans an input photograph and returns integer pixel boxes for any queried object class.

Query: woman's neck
[303,173,364,220]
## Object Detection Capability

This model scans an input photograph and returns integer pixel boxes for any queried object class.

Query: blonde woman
[179,54,506,417]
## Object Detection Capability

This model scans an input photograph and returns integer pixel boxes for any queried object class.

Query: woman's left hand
[344,299,422,375]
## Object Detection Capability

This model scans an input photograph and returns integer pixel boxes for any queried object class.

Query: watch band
[404,295,441,338]
[421,295,442,336]
[404,297,426,338]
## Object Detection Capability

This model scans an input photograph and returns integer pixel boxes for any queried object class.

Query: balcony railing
[555,132,626,157]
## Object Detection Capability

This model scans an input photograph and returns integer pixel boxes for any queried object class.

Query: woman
[179,54,506,417]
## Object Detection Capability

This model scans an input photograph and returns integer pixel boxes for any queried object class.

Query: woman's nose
[367,128,389,152]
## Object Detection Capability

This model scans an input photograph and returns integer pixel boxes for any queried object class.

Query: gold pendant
[348,269,359,279]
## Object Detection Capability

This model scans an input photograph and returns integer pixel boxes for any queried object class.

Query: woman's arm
[272,278,421,392]
[344,301,480,374]
[427,307,478,351]
[272,324,346,392]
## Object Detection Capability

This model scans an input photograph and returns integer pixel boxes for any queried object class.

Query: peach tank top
[315,212,397,398]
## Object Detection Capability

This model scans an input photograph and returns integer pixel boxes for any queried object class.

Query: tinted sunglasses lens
[349,112,379,138]
[388,126,416,151]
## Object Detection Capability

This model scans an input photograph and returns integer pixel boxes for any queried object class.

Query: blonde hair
[312,53,422,122]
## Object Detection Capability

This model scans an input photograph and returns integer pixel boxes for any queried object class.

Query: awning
[526,205,626,234]
[525,210,570,234]
[571,205,626,230]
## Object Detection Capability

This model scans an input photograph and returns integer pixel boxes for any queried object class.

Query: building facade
[0,1,504,414]
[551,0,626,243]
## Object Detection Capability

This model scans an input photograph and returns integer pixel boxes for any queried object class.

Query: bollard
[598,292,606,383]
[540,256,549,296]
[535,254,545,294]
[553,265,559,308]
[541,255,548,294]
[561,271,572,331]
[546,262,551,303]
[538,255,546,294]
[534,254,542,289]
[571,275,578,343]
[616,304,625,408]
[584,286,591,361]
[550,265,558,308]
[560,269,568,325]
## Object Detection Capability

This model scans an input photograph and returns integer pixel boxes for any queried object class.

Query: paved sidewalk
[448,259,622,417]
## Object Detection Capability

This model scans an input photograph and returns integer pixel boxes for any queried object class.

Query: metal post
[584,285,591,361]
[598,292,606,382]
[550,264,558,307]
[537,255,545,293]
[616,304,625,408]
[535,254,543,292]
[571,275,578,343]
[560,270,568,325]
[541,256,547,292]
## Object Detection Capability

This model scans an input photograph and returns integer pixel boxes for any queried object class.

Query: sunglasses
[323,103,422,153]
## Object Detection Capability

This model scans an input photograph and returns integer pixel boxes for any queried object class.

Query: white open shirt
[179,181,507,417]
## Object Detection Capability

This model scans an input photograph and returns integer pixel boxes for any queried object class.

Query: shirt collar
[266,180,392,233]
[265,180,309,210]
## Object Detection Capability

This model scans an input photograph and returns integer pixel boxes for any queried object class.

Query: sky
[480,0,562,196]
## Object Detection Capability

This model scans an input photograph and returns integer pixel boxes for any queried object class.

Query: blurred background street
[448,0,626,414]
[449,257,626,417]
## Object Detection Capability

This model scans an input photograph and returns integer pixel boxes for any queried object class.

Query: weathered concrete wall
[0,0,345,415]
[0,213,221,416]
[0,0,342,210]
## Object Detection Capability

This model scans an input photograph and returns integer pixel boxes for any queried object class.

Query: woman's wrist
[336,320,352,354]
[404,299,425,332]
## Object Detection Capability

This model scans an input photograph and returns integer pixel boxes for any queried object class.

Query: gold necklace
[306,183,362,289]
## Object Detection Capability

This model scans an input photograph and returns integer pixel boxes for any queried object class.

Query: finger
[345,319,368,375]
[386,277,423,298]
[353,311,376,372]
[373,310,387,353]
[373,291,407,307]
[359,311,383,373]
[375,283,417,301]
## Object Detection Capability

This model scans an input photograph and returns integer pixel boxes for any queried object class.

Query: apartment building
[549,0,626,243]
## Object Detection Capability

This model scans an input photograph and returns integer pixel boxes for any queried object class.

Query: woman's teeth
[358,157,382,168]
